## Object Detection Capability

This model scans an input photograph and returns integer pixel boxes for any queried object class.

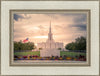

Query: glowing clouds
[14,13,87,46]
[34,36,48,38]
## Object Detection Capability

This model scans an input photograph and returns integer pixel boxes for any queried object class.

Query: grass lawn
[14,51,86,57]
[14,51,40,56]
[60,51,86,57]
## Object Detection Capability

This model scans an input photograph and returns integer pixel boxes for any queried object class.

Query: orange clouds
[14,13,87,46]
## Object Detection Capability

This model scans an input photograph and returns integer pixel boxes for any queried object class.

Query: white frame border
[1,1,99,75]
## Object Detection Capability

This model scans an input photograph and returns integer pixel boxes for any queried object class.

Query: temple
[37,21,63,57]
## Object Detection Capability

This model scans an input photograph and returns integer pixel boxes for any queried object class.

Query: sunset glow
[14,13,87,46]
[34,36,48,38]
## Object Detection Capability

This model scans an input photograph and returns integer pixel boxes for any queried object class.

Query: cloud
[74,14,87,24]
[61,13,87,31]
[14,14,24,21]
[44,14,59,20]
[14,13,87,46]
[70,24,86,31]
[59,13,87,24]
[14,14,31,21]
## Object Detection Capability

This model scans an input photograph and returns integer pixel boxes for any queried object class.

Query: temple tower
[37,21,64,57]
[47,21,54,42]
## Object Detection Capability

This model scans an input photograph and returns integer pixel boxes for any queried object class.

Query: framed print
[10,10,90,66]
[0,0,100,76]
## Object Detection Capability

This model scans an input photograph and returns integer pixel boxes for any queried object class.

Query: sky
[14,13,87,46]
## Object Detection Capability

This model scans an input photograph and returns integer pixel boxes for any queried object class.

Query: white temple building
[37,21,63,57]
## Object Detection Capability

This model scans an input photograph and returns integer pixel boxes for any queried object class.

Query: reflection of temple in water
[37,21,63,57]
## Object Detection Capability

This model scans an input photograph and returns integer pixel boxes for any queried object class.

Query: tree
[65,36,86,51]
[75,36,86,50]
[14,41,35,51]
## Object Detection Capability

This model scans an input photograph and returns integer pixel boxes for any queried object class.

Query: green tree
[65,36,86,51]
[14,41,35,51]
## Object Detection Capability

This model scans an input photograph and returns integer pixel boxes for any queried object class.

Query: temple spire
[49,20,51,33]
[47,20,53,41]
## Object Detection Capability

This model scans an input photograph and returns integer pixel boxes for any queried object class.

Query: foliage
[65,36,86,51]
[14,41,35,51]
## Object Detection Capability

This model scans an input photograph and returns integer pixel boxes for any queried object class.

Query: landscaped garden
[14,36,86,61]
[14,51,86,61]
